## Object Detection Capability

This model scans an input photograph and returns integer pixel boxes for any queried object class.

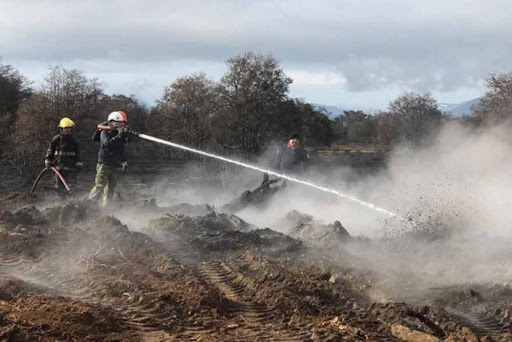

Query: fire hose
[95,126,405,220]
[30,166,71,194]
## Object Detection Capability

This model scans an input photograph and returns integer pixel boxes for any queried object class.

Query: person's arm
[272,146,283,171]
[100,129,125,148]
[300,147,310,173]
[44,137,58,167]
[121,144,127,163]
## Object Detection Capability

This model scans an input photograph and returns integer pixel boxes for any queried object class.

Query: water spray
[137,134,409,222]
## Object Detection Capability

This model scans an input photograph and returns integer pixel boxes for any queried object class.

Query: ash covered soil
[1,160,512,341]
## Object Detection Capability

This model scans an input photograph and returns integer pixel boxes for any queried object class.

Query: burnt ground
[0,154,511,341]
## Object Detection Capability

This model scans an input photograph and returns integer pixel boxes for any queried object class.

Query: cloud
[1,0,510,105]
[287,70,346,86]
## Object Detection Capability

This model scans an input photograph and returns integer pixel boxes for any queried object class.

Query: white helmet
[107,111,127,122]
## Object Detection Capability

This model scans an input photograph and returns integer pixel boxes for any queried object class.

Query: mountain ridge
[312,97,481,118]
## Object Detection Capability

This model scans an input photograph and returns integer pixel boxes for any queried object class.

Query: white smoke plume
[119,121,512,303]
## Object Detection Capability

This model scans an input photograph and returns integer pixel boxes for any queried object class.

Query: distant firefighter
[273,133,310,175]
[44,117,83,190]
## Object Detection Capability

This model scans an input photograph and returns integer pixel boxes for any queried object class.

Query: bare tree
[11,66,103,174]
[473,72,512,125]
[332,110,375,144]
[156,73,218,149]
[389,92,443,144]
[373,111,397,147]
[42,65,102,118]
[296,101,333,146]
[0,63,32,155]
[273,99,333,146]
[218,52,292,157]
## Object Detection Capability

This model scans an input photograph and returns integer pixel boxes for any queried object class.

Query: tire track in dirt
[131,329,175,342]
[447,307,508,338]
[0,253,96,301]
[198,261,315,341]
[0,250,180,341]
[0,255,31,267]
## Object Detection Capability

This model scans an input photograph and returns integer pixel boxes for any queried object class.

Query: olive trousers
[88,164,118,207]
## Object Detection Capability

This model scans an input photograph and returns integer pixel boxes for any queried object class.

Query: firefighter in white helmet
[44,117,83,190]
[88,111,136,206]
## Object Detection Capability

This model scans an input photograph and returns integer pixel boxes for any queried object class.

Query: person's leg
[61,169,76,189]
[103,167,117,206]
[89,164,107,201]
[55,169,71,190]
[97,165,116,207]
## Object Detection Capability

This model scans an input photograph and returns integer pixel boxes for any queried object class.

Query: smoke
[382,121,512,237]
[141,134,399,223]
[115,122,512,303]
[200,121,512,302]
[231,121,512,239]
[341,121,512,302]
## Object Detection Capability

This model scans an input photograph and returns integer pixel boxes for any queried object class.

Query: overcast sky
[1,0,510,110]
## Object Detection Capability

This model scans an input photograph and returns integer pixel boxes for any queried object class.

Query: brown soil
[0,165,511,341]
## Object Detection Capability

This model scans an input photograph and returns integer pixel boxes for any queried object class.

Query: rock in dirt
[289,217,351,247]
[391,323,440,342]
[443,327,479,342]
[285,209,313,226]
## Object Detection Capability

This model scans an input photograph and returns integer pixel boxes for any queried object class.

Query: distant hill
[439,98,481,117]
[311,104,344,118]
[313,97,482,119]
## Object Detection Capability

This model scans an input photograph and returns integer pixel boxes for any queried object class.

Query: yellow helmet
[58,117,75,128]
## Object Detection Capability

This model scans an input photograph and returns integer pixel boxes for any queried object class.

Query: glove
[122,161,128,171]
[75,161,83,171]
[119,127,130,138]
[124,127,139,136]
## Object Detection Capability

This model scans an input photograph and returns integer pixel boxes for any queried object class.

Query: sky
[1,0,510,110]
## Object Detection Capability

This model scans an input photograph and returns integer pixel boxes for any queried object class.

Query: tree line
[1,52,511,178]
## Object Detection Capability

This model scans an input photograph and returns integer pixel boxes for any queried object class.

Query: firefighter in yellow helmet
[44,117,83,190]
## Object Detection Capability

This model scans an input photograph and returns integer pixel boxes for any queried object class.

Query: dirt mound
[0,294,133,341]
[147,211,256,241]
[0,199,98,233]
[167,202,215,217]
[285,210,351,247]
[148,212,303,262]
[0,191,511,340]
[43,199,100,226]
[0,277,45,300]
[0,205,46,231]
[0,193,40,212]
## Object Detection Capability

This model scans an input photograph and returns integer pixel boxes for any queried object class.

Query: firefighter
[88,111,135,207]
[273,133,310,175]
[44,117,83,190]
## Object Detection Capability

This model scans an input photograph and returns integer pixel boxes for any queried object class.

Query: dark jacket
[273,143,310,174]
[97,129,127,167]
[45,134,82,171]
